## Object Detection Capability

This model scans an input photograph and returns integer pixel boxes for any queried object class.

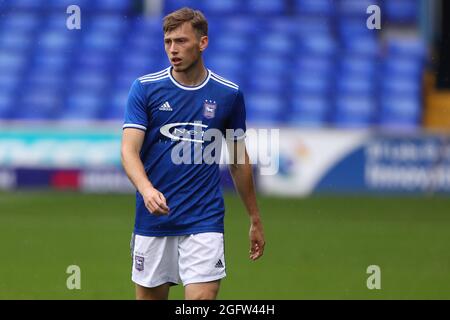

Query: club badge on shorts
[203,100,217,119]
[135,255,145,271]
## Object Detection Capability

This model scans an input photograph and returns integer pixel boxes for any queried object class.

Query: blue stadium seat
[292,72,331,94]
[0,73,19,91]
[339,56,377,76]
[248,0,285,14]
[89,15,128,33]
[71,70,109,91]
[384,0,419,23]
[379,95,421,128]
[341,36,379,56]
[164,0,204,14]
[0,31,32,51]
[103,90,128,120]
[252,55,289,75]
[37,30,76,51]
[337,75,376,95]
[248,74,286,94]
[32,53,70,72]
[221,17,264,36]
[383,58,423,77]
[258,33,294,56]
[269,18,304,36]
[246,93,284,124]
[381,76,421,96]
[12,0,44,10]
[47,0,88,9]
[26,71,65,89]
[210,33,250,54]
[95,0,130,11]
[206,54,245,81]
[0,51,27,73]
[298,35,337,56]
[294,0,335,15]
[18,89,62,119]
[64,92,105,120]
[290,95,330,127]
[202,0,244,15]
[0,90,14,118]
[82,31,122,51]
[2,13,41,31]
[338,0,379,16]
[334,94,376,127]
[386,37,427,59]
[295,55,334,74]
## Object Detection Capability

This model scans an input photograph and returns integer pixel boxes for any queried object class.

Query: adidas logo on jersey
[159,102,173,111]
[215,259,224,268]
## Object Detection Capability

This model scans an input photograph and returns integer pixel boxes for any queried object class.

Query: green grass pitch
[1,191,449,299]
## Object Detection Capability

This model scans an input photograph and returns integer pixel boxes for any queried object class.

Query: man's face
[164,22,208,72]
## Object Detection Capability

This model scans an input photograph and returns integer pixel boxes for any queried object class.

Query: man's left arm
[227,140,265,261]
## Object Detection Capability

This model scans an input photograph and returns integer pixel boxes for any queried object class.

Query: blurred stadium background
[1,0,450,299]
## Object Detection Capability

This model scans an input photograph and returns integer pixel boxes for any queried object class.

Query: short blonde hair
[163,7,208,37]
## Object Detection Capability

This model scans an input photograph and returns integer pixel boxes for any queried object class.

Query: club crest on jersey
[203,100,217,119]
[135,255,144,271]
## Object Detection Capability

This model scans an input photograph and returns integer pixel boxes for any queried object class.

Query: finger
[157,193,170,211]
[147,199,164,215]
[154,198,169,215]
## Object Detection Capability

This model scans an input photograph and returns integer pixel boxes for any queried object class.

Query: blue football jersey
[123,67,246,236]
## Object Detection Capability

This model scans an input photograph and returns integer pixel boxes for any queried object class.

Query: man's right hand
[142,187,170,215]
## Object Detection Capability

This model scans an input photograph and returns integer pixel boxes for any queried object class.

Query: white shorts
[130,232,226,288]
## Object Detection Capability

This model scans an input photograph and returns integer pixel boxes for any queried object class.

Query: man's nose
[170,43,178,54]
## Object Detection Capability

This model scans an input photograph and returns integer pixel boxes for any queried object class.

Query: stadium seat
[292,72,331,94]
[258,33,294,56]
[338,0,379,16]
[246,93,285,124]
[95,0,130,11]
[0,51,27,73]
[0,31,32,51]
[298,35,337,56]
[384,0,420,23]
[334,94,376,127]
[295,55,334,75]
[0,90,14,118]
[202,0,244,15]
[18,89,63,119]
[379,95,421,128]
[12,0,44,10]
[337,75,376,95]
[294,0,335,15]
[64,92,105,120]
[248,0,285,14]
[290,95,330,127]
[2,13,41,31]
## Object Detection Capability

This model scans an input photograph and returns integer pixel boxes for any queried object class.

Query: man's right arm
[121,128,169,215]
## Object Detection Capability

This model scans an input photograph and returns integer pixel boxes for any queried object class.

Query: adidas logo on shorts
[215,259,224,268]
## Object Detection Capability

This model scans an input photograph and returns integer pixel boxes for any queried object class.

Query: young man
[121,7,265,300]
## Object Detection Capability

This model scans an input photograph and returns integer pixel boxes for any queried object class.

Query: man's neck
[171,60,207,87]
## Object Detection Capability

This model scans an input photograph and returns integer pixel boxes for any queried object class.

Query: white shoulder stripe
[123,124,147,131]
[139,68,170,80]
[140,75,169,83]
[140,72,168,80]
[210,72,239,88]
[211,76,239,90]
[139,71,169,81]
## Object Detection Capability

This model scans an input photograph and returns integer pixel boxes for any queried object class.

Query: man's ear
[199,35,208,52]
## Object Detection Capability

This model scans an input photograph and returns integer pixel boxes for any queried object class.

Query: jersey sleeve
[123,79,149,131]
[225,89,247,141]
